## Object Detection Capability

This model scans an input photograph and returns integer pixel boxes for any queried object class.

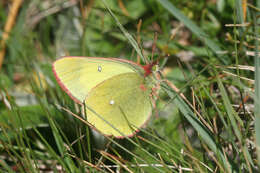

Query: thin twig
[26,0,78,29]
[0,0,23,69]
[118,0,129,16]
[98,163,193,171]
[222,70,254,84]
[225,23,250,27]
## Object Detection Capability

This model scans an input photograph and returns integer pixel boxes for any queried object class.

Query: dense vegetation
[0,0,259,172]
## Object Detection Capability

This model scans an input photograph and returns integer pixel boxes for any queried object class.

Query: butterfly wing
[53,56,144,103]
[85,72,152,137]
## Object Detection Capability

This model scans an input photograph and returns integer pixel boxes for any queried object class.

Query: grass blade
[162,83,232,172]
[217,76,243,143]
[254,11,260,166]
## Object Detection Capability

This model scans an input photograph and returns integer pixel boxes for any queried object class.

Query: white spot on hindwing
[98,65,102,72]
[109,100,115,105]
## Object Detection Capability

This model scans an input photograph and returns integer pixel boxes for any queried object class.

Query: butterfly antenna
[142,32,159,77]
[136,19,142,64]
[151,32,158,63]
[156,23,182,69]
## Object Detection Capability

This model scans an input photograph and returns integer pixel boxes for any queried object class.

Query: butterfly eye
[98,66,102,72]
[109,100,115,105]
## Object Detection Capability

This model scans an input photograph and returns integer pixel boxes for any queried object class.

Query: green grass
[0,0,259,172]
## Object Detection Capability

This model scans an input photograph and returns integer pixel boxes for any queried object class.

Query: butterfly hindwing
[85,72,152,137]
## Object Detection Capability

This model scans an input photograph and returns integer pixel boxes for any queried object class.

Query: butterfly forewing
[53,57,144,103]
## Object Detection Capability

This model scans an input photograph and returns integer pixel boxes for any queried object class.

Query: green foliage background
[0,0,259,172]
